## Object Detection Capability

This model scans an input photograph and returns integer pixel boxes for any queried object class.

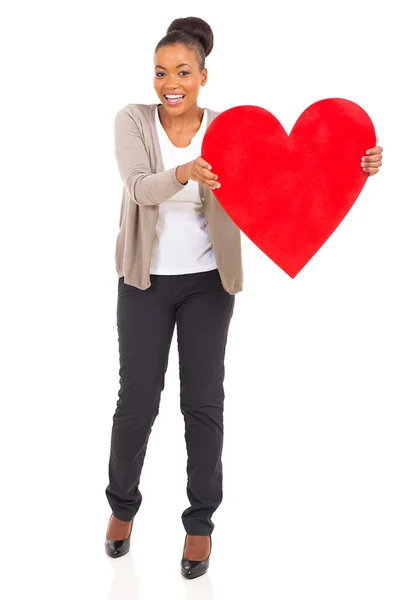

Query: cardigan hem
[117,270,243,295]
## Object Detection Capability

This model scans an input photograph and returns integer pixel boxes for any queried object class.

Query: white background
[1,1,399,599]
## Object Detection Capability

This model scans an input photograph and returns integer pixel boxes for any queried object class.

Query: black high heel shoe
[105,515,133,558]
[181,534,212,579]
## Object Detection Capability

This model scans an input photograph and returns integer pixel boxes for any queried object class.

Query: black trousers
[105,268,235,536]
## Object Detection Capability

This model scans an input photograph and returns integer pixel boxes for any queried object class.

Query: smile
[164,94,186,105]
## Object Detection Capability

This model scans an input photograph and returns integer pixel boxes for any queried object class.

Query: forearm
[127,167,188,206]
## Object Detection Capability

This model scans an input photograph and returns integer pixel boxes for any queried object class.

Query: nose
[164,74,179,86]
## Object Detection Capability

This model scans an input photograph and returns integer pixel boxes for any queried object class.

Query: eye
[155,70,190,78]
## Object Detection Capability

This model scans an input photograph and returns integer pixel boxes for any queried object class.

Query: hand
[361,137,383,177]
[178,156,221,190]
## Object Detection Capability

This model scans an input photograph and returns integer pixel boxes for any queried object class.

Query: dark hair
[155,17,214,70]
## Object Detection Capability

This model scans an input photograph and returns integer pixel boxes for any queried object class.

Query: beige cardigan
[114,103,243,295]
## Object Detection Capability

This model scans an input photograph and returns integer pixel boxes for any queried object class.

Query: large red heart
[201,99,376,277]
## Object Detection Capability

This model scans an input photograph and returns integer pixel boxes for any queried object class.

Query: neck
[157,103,204,132]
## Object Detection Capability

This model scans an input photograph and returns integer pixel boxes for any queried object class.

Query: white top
[150,106,218,275]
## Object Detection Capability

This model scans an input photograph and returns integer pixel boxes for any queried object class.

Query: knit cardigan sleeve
[114,106,187,206]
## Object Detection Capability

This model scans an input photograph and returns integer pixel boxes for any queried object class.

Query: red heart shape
[201,99,376,277]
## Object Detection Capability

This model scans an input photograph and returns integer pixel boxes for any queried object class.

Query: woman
[104,16,383,579]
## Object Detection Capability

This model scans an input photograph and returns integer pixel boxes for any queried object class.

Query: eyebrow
[155,63,192,70]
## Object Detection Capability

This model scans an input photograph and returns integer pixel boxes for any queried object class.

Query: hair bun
[167,16,214,57]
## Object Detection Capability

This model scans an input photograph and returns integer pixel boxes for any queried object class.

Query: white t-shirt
[150,106,218,275]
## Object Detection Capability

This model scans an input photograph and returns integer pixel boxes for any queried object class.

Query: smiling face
[153,43,207,115]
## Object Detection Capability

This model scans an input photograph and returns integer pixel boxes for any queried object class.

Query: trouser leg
[176,269,235,535]
[105,275,176,522]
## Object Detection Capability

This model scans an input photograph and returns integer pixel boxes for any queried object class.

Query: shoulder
[206,108,222,115]
[115,103,155,123]
[206,107,222,123]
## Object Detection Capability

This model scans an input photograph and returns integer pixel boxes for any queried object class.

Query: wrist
[175,163,190,185]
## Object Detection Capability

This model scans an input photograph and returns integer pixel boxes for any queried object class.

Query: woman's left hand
[361,137,383,176]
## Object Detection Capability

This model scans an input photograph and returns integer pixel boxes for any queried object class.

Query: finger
[361,155,382,164]
[365,146,383,156]
[197,156,213,170]
[200,176,221,189]
[209,179,221,189]
[362,164,381,171]
[361,159,382,168]
[197,165,219,181]
[363,167,379,175]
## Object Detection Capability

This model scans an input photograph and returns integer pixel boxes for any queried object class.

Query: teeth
[166,94,184,98]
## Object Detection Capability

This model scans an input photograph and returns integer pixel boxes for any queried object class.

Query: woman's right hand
[176,157,221,190]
